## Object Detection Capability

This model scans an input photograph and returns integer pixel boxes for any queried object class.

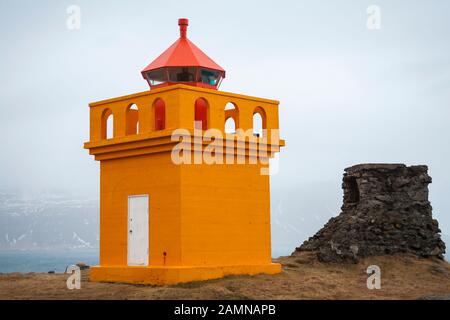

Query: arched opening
[107,115,114,139]
[154,98,166,130]
[225,117,236,134]
[126,104,139,135]
[101,108,113,140]
[195,98,208,130]
[345,176,360,204]
[253,107,266,137]
[224,102,238,134]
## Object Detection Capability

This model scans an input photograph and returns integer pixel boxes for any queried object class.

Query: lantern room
[141,18,225,90]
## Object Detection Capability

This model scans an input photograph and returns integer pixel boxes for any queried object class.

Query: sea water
[0,250,99,273]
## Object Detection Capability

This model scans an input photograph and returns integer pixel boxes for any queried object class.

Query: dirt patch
[1,252,449,300]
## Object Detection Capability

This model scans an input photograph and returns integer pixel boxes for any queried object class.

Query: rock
[76,262,90,270]
[293,164,446,263]
[349,245,359,257]
[430,247,441,256]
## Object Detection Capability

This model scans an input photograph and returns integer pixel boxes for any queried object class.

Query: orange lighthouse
[84,18,285,285]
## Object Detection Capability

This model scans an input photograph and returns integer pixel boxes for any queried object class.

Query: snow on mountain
[0,192,99,250]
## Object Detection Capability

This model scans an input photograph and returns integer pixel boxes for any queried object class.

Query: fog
[0,0,449,253]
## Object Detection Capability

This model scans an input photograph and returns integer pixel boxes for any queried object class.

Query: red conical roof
[141,19,225,77]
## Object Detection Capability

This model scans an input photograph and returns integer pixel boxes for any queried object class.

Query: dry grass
[1,252,449,300]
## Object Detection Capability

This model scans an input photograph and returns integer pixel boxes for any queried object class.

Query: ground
[1,253,450,300]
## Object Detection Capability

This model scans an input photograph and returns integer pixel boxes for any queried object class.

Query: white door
[127,195,149,266]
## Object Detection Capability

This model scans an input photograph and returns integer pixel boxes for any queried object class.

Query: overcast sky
[0,0,449,252]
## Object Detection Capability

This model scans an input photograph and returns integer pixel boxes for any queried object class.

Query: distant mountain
[0,192,99,250]
[0,190,447,260]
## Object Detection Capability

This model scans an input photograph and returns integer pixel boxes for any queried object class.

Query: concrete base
[90,263,281,285]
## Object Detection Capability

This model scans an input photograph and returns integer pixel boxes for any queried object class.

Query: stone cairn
[294,164,446,263]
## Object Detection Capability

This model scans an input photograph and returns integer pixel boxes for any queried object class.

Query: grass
[1,252,449,300]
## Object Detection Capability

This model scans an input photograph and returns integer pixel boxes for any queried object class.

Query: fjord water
[0,250,99,273]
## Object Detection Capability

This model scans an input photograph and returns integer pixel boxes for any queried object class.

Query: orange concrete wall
[126,109,139,135]
[179,160,272,266]
[100,151,272,268]
[100,152,181,267]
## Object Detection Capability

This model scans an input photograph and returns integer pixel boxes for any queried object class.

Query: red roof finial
[178,18,189,38]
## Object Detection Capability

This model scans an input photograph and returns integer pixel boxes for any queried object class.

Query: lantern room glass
[146,68,167,86]
[168,67,197,82]
[146,67,223,88]
[200,68,221,86]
